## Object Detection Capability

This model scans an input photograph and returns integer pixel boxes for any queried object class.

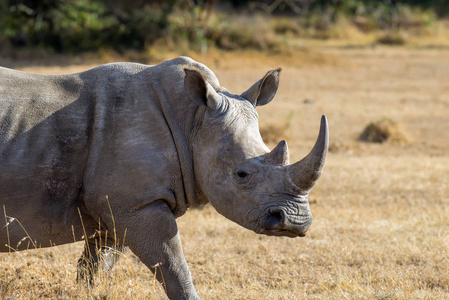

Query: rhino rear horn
[265,140,289,166]
[289,115,329,191]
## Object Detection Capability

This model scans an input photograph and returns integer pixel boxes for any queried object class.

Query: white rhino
[0,57,328,299]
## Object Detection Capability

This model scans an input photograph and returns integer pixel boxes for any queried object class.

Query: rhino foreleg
[119,200,200,300]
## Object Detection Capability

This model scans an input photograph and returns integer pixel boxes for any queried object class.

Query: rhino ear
[184,69,222,110]
[241,68,281,107]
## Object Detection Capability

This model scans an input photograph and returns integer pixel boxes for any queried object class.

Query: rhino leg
[118,200,200,300]
[77,236,125,285]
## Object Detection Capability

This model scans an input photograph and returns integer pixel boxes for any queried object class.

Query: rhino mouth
[261,228,306,238]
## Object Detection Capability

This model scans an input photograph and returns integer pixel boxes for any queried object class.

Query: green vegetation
[0,0,446,54]
[1,0,176,52]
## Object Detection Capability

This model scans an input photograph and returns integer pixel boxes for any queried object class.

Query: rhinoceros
[0,57,328,299]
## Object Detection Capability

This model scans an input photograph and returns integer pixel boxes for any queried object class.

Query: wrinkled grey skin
[0,57,328,299]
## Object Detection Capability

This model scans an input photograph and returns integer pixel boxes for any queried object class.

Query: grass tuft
[359,118,410,145]
[376,31,408,45]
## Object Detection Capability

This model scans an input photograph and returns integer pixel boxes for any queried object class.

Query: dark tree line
[0,0,446,53]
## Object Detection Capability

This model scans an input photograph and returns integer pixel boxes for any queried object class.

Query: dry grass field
[1,45,448,299]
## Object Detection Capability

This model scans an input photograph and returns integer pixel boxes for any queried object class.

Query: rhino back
[0,67,96,248]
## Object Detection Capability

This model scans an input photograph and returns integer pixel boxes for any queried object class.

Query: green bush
[0,0,175,53]
[0,0,442,54]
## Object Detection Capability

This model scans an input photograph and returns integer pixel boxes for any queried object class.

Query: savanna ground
[1,43,448,299]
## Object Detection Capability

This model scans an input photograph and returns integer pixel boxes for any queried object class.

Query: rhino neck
[150,82,205,213]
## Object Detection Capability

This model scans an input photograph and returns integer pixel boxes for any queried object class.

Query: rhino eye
[236,171,248,179]
[233,164,255,184]
[234,170,251,183]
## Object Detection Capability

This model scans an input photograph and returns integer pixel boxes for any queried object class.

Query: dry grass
[259,112,294,145]
[1,45,449,299]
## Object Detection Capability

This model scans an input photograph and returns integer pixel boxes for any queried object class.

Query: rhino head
[185,68,328,238]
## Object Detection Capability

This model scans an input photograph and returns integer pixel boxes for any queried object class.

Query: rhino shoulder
[154,56,221,90]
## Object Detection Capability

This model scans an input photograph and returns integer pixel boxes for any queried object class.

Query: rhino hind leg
[76,237,126,285]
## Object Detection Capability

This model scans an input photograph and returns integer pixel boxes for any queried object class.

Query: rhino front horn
[289,115,329,191]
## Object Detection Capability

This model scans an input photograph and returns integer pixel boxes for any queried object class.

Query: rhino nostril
[263,210,284,229]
